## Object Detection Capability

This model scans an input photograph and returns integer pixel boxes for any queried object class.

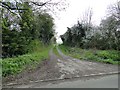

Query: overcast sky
[54,0,117,39]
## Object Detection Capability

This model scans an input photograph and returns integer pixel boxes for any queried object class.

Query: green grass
[53,45,61,57]
[2,40,52,77]
[59,45,120,65]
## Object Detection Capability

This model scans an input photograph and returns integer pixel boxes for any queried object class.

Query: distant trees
[98,16,118,49]
[80,8,93,39]
[108,1,120,21]
[36,13,54,44]
[94,1,120,50]
[61,1,120,50]
[60,21,86,47]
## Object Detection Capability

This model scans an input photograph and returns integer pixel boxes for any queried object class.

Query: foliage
[2,43,51,77]
[27,39,44,53]
[59,45,120,65]
[36,13,54,44]
[2,2,55,58]
[61,15,120,50]
[60,21,86,47]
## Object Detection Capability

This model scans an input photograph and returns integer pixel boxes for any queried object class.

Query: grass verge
[2,44,52,77]
[59,44,120,65]
[53,45,61,57]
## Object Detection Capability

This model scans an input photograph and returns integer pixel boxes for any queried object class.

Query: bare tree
[79,8,93,39]
[80,8,93,27]
[108,1,120,20]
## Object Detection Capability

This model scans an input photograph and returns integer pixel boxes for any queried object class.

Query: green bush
[27,39,44,53]
[96,50,120,61]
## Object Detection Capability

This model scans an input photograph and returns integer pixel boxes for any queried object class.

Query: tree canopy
[2,1,58,58]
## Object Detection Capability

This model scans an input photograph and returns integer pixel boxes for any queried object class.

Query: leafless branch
[0,1,28,10]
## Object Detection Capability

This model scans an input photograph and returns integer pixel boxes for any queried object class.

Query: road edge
[6,71,120,86]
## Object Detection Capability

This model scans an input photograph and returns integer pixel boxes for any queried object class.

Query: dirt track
[3,47,119,88]
[56,47,119,78]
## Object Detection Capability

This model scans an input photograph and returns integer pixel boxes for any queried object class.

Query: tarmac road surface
[30,74,119,88]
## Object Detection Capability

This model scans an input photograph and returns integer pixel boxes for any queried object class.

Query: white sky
[54,0,117,38]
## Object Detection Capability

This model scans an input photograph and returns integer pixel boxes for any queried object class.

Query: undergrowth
[59,44,120,65]
[2,40,52,77]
